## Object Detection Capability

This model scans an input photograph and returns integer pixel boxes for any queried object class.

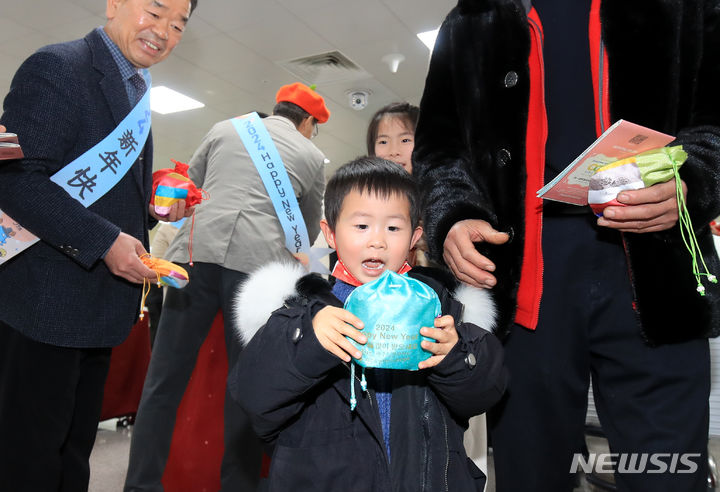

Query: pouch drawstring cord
[349,362,367,411]
[188,210,196,266]
[187,189,209,267]
[139,253,162,320]
[669,148,717,295]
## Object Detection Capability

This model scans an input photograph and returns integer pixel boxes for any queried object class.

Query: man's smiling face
[105,0,191,69]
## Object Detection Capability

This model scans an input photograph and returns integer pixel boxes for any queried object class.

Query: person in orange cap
[126,86,329,491]
[275,82,330,138]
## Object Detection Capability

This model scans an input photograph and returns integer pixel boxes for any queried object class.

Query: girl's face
[373,116,414,174]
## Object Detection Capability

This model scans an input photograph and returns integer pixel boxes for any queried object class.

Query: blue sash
[0,71,152,264]
[231,113,312,261]
[51,71,152,206]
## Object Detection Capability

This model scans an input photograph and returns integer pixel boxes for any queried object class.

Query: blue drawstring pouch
[344,270,441,370]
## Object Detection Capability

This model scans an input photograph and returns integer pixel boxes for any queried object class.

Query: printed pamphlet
[536,120,675,205]
[0,133,23,160]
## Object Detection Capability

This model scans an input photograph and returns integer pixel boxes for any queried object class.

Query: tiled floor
[89,419,720,492]
[481,435,608,492]
[89,420,132,492]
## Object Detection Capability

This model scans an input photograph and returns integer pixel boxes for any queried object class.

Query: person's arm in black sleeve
[412,9,498,261]
[0,51,121,268]
[675,0,720,224]
[427,322,507,421]
[229,299,346,443]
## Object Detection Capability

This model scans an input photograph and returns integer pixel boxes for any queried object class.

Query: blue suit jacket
[0,29,153,347]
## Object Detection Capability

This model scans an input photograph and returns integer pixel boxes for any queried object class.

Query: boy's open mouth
[362,259,385,271]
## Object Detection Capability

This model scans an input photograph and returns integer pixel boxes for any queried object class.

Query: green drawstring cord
[668,147,717,295]
[349,363,367,411]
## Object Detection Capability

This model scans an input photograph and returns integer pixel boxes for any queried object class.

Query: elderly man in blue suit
[0,0,197,490]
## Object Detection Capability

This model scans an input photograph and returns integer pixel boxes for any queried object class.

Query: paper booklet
[536,120,675,205]
[0,133,23,160]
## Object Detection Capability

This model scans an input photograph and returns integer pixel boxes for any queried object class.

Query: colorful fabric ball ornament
[138,254,190,320]
[150,159,208,265]
[150,159,204,217]
[141,254,189,289]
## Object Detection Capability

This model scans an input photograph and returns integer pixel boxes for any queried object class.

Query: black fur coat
[413,0,720,345]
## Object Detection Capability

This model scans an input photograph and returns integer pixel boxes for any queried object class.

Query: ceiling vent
[278,50,370,85]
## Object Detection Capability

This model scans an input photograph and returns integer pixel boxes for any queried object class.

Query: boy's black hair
[273,101,316,128]
[324,156,421,230]
[366,102,420,156]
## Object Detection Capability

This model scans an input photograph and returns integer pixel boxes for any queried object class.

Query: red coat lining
[514,0,608,329]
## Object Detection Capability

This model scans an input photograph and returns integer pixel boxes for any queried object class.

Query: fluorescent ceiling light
[150,86,205,115]
[417,28,440,51]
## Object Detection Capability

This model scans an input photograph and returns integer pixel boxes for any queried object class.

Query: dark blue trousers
[0,321,111,492]
[489,213,710,491]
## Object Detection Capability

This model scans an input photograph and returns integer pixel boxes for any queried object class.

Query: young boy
[229,157,507,491]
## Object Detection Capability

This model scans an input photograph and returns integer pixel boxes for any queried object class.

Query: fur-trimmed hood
[234,262,497,345]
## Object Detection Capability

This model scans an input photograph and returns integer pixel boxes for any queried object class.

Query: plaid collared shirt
[96,27,144,106]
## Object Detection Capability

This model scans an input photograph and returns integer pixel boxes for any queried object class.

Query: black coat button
[504,71,519,88]
[465,353,477,368]
[497,148,511,167]
[291,327,303,343]
[505,226,515,243]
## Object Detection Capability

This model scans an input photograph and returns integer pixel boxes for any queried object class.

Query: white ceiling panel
[0,0,458,175]
[148,57,249,111]
[1,0,91,30]
[172,15,221,42]
[43,14,107,43]
[192,1,288,32]
[171,33,250,76]
[0,51,18,94]
[66,0,108,16]
[152,104,228,143]
[0,30,62,70]
[0,17,35,44]
[276,0,337,11]
[290,0,405,46]
[382,0,454,32]
[224,15,330,62]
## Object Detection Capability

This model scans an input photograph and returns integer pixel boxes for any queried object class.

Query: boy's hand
[312,306,366,363]
[418,315,459,370]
